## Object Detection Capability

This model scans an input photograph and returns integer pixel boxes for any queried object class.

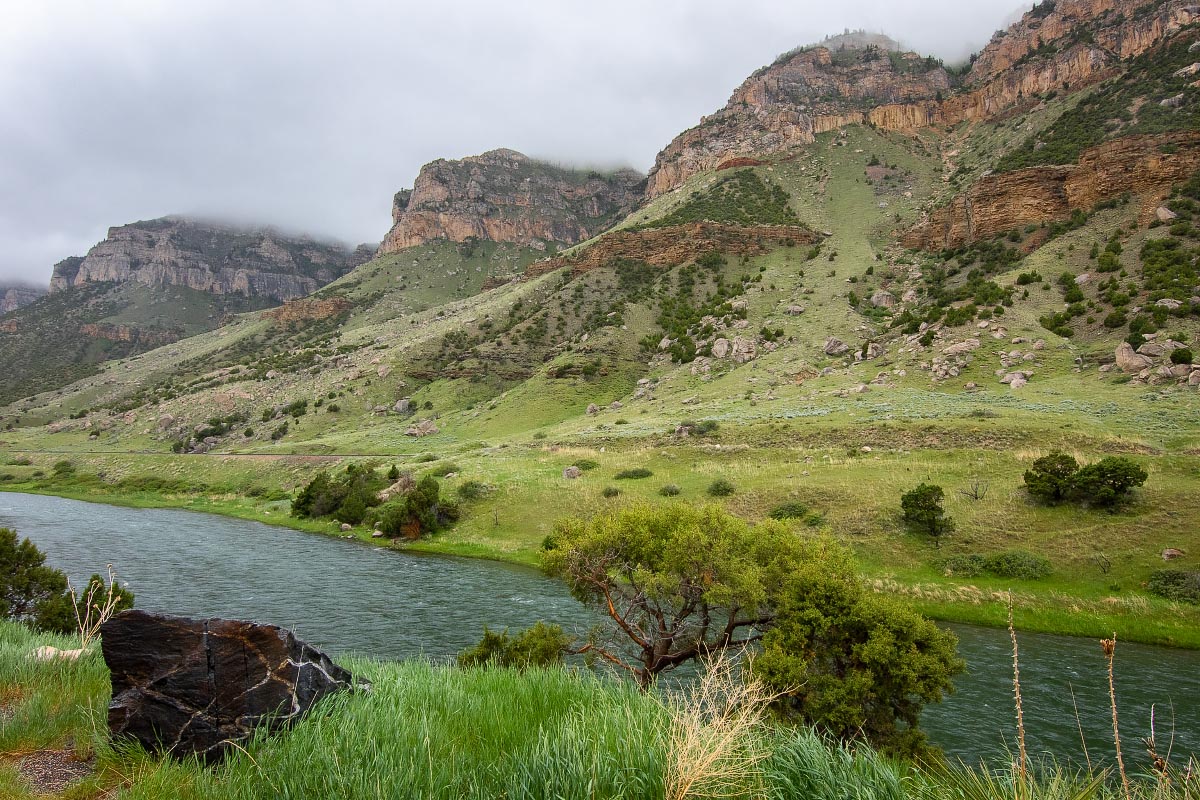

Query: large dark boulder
[100,610,352,763]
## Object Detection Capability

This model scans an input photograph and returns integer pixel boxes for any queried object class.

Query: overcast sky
[0,0,1029,284]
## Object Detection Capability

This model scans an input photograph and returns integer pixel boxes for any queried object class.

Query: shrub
[983,550,1052,580]
[427,462,459,478]
[769,501,809,520]
[900,484,954,545]
[270,422,289,440]
[601,486,621,498]
[1171,347,1194,365]
[614,468,653,480]
[658,484,681,496]
[375,476,456,538]
[326,403,340,413]
[942,554,987,578]
[51,460,75,478]
[1023,451,1080,504]
[457,622,572,668]
[1069,457,1147,509]
[574,459,600,471]
[457,480,491,501]
[707,478,736,497]
[1147,569,1200,604]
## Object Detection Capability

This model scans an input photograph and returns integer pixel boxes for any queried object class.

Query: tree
[1069,457,1147,509]
[753,560,963,757]
[1023,451,1079,504]
[543,503,797,688]
[0,528,69,631]
[900,484,954,545]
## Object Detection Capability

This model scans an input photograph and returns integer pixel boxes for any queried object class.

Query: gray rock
[563,466,582,479]
[824,337,849,356]
[1115,342,1153,373]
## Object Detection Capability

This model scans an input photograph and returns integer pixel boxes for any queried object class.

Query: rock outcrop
[379,149,644,254]
[79,323,180,347]
[264,297,353,325]
[646,0,1199,197]
[0,284,47,315]
[49,217,370,302]
[101,610,353,763]
[525,221,818,278]
[906,132,1200,249]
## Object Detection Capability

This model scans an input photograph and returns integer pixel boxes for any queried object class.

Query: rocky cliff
[905,132,1200,249]
[378,149,644,254]
[646,0,1199,197]
[0,284,47,315]
[49,217,371,302]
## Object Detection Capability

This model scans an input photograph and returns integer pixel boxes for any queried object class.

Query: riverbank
[3,620,1195,800]
[4,475,1199,650]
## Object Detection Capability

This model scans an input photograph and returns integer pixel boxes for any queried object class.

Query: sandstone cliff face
[905,132,1200,249]
[0,284,47,315]
[379,149,644,254]
[646,0,1199,197]
[49,218,370,302]
[79,323,180,347]
[647,47,951,196]
[526,222,819,278]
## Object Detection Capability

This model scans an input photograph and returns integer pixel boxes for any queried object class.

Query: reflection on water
[2,491,1196,765]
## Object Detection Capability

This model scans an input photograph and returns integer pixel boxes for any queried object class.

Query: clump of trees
[900,484,954,546]
[542,503,962,757]
[1,528,133,635]
[292,464,457,537]
[1023,451,1148,509]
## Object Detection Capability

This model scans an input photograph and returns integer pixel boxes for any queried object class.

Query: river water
[2,491,1196,766]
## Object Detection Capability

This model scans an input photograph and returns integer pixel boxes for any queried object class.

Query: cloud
[0,0,1029,283]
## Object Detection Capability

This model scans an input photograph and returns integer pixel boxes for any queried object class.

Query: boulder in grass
[102,610,352,764]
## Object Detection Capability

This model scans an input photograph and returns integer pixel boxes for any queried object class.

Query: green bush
[457,480,491,501]
[574,459,600,471]
[900,483,954,545]
[614,468,653,480]
[769,501,809,520]
[601,486,621,498]
[942,554,987,578]
[427,462,459,478]
[457,622,572,669]
[1024,452,1147,508]
[1171,347,1194,365]
[707,478,736,497]
[983,550,1052,580]
[1023,451,1080,504]
[658,484,681,496]
[1147,569,1200,604]
[51,460,75,478]
[270,422,289,440]
[375,476,457,538]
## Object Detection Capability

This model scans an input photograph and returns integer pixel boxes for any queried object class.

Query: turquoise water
[2,491,1196,765]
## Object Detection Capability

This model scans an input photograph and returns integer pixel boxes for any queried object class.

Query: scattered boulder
[586,403,600,415]
[711,338,731,359]
[1115,342,1153,373]
[609,401,623,410]
[824,337,849,356]
[1161,93,1186,108]
[1162,548,1186,561]
[1156,206,1180,223]
[339,523,352,532]
[942,339,981,357]
[562,466,582,479]
[1136,342,1166,358]
[404,419,438,437]
[102,610,353,763]
[393,398,412,414]
[901,288,919,303]
[156,415,176,431]
[1155,298,1183,310]
[869,290,896,309]
[731,336,757,363]
[785,305,806,316]
[376,365,391,379]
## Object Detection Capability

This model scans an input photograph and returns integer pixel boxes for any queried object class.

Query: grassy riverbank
[3,434,1200,649]
[2,621,1195,800]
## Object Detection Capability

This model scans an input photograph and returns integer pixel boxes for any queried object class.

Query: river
[1,491,1196,766]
